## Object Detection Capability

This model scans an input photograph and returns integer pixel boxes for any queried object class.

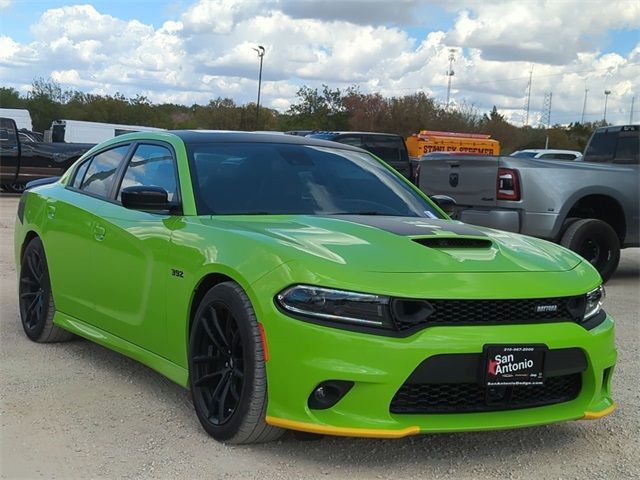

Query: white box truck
[0,108,33,131]
[49,119,164,144]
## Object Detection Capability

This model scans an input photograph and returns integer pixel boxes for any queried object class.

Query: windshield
[187,142,441,217]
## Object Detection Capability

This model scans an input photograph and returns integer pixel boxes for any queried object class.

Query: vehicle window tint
[0,118,17,146]
[361,136,401,163]
[117,144,178,201]
[612,133,639,165]
[80,145,130,198]
[335,136,363,147]
[538,153,577,160]
[584,131,617,162]
[187,143,441,218]
[511,151,537,158]
[71,160,91,189]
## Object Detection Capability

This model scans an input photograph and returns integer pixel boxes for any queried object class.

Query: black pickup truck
[0,117,93,192]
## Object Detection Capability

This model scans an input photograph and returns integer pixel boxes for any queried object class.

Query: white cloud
[0,0,638,126]
[0,0,11,10]
[445,0,640,64]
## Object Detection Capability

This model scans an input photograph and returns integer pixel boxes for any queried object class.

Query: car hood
[203,215,583,273]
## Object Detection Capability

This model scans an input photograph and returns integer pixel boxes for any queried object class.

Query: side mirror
[121,185,172,211]
[430,195,457,216]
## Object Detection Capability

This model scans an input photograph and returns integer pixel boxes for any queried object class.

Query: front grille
[393,297,584,331]
[390,374,582,414]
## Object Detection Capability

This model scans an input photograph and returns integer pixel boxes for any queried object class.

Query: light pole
[603,90,611,123]
[253,45,265,128]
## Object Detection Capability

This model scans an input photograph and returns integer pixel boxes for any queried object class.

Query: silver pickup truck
[416,124,639,281]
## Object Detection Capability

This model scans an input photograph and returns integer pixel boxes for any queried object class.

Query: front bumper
[251,275,616,437]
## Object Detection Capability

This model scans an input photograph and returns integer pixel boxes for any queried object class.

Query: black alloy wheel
[188,282,283,443]
[20,242,47,335]
[19,237,73,342]
[191,302,245,426]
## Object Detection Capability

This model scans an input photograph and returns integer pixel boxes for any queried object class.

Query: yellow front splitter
[265,416,420,438]
[582,403,616,420]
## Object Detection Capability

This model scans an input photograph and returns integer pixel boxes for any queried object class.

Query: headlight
[276,285,394,329]
[584,285,605,320]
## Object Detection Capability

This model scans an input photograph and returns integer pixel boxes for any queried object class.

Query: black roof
[595,124,638,133]
[169,130,363,151]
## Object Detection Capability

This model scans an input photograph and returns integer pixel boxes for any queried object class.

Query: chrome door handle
[47,205,56,219]
[93,225,106,241]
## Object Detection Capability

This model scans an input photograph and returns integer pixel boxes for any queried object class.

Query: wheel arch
[187,267,260,337]
[560,193,626,243]
[20,230,40,260]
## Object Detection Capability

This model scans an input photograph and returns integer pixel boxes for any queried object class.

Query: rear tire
[560,218,620,282]
[19,237,74,342]
[189,281,284,444]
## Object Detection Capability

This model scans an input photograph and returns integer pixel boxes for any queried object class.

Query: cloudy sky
[1,0,638,125]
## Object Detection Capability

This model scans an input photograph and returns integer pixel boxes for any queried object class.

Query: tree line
[0,78,603,153]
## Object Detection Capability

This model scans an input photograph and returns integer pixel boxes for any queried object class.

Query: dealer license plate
[484,345,546,386]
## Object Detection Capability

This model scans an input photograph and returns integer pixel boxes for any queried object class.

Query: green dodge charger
[14,131,616,443]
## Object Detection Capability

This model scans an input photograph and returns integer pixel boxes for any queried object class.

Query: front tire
[189,282,283,444]
[19,237,73,342]
[560,218,620,282]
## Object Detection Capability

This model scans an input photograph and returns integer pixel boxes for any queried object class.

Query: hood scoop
[413,237,493,249]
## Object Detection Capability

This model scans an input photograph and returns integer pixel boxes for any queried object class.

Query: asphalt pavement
[1,194,638,479]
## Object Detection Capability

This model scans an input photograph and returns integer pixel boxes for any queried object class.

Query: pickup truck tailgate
[418,155,499,206]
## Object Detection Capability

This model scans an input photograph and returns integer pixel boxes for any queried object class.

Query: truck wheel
[560,219,620,282]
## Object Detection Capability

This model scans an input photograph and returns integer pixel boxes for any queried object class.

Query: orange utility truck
[406,130,500,158]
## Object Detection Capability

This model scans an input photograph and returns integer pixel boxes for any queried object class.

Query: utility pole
[253,45,265,128]
[523,65,533,126]
[445,49,456,109]
[630,96,635,124]
[581,82,588,124]
[542,92,552,148]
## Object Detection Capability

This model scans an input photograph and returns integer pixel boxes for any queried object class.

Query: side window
[539,153,577,160]
[336,135,363,148]
[612,133,639,165]
[117,144,178,202]
[0,118,17,146]
[584,131,617,163]
[361,136,401,163]
[80,145,131,198]
[71,159,91,188]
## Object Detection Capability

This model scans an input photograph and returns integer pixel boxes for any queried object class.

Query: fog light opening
[308,380,354,410]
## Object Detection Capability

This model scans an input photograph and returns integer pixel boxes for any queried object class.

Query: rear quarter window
[584,131,618,162]
[361,136,402,163]
[612,132,639,165]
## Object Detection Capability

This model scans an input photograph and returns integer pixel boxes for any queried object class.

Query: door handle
[47,205,56,219]
[93,224,106,241]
